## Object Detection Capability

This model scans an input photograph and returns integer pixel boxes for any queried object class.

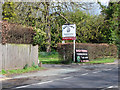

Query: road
[2,64,119,90]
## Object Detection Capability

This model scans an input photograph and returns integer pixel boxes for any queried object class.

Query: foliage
[98,1,120,58]
[50,10,111,51]
[1,21,35,44]
[1,69,7,75]
[3,1,118,53]
[2,2,16,21]
[2,1,95,52]
[40,59,61,64]
[80,58,115,64]
[33,27,46,51]
[58,43,117,63]
[38,51,116,64]
[65,10,110,43]
[32,62,39,68]
[23,64,28,69]
[39,52,58,58]
[39,52,60,64]
[0,66,45,75]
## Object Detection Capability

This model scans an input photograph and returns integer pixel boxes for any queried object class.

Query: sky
[98,0,110,5]
[0,0,110,16]
[86,0,110,15]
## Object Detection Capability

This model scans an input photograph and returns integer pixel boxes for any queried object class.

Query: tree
[61,10,109,43]
[2,1,94,52]
[2,2,16,21]
[98,1,120,58]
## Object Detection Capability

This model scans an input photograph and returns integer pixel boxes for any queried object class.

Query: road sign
[62,24,76,62]
[62,37,76,40]
[62,24,76,40]
[75,49,89,62]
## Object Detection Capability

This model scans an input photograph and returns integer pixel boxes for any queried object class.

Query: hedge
[1,21,35,44]
[57,43,117,63]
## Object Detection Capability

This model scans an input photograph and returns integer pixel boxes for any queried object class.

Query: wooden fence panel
[0,44,2,71]
[0,44,38,71]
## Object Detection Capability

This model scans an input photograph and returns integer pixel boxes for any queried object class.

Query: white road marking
[92,71,101,73]
[63,76,72,80]
[43,75,47,76]
[35,80,53,85]
[54,79,61,81]
[16,85,31,89]
[114,86,118,88]
[107,86,114,88]
[15,80,53,89]
[15,76,74,89]
[81,73,88,76]
[107,85,118,88]
[51,74,58,76]
[99,85,118,89]
[14,67,117,89]
[104,69,112,71]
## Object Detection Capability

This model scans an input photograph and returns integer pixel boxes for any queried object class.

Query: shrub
[1,21,35,44]
[1,69,7,74]
[23,64,28,69]
[57,43,117,63]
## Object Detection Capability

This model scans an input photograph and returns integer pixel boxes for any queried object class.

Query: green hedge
[39,52,58,58]
[1,21,35,44]
[57,43,117,63]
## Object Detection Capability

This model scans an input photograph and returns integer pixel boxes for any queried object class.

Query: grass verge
[39,52,60,64]
[79,58,116,64]
[39,52,116,64]
[0,66,45,75]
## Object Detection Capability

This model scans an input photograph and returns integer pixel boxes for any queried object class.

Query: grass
[0,52,116,75]
[79,58,116,64]
[39,52,61,64]
[39,52,116,64]
[0,66,45,75]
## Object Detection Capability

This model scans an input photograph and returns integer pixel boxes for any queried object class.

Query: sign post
[62,40,65,43]
[62,24,76,62]
[73,40,75,62]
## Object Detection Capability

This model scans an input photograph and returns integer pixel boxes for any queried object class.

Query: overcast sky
[0,0,110,16]
[99,0,110,5]
[87,0,110,15]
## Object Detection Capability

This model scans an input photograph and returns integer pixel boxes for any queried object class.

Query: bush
[57,43,117,63]
[23,64,28,69]
[39,52,58,58]
[1,69,6,74]
[1,21,35,44]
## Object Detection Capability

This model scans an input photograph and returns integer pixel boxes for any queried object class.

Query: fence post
[0,1,3,90]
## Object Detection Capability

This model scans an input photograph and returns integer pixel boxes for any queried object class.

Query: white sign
[62,24,76,38]
[62,24,76,62]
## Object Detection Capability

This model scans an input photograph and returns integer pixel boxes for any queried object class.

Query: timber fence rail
[0,43,38,71]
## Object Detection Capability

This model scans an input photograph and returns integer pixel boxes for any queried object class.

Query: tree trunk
[118,1,120,59]
[45,2,51,52]
[46,23,51,52]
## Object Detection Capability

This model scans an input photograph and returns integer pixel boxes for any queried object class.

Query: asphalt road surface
[2,64,119,90]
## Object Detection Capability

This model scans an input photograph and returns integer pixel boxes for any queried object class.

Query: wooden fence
[0,43,38,71]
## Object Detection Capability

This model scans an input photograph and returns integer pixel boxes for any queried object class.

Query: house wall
[0,43,38,71]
